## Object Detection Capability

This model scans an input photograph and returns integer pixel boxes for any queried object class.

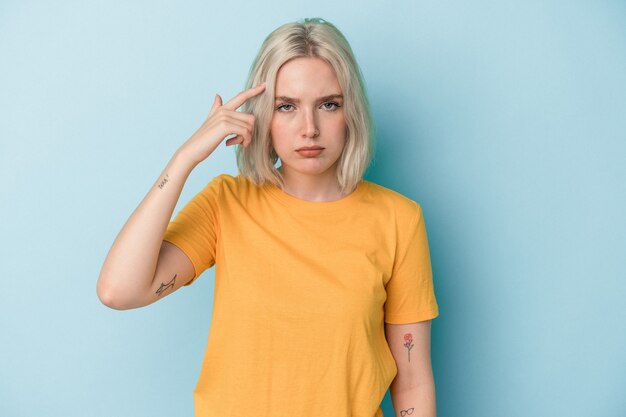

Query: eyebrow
[274,94,344,103]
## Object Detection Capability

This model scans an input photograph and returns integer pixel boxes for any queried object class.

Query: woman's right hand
[176,82,267,167]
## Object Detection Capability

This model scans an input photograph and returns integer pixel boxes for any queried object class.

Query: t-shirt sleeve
[162,174,222,286]
[384,202,440,324]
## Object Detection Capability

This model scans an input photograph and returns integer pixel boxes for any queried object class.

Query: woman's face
[270,57,346,179]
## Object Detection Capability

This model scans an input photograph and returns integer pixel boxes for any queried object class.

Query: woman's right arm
[96,151,197,310]
[96,82,266,310]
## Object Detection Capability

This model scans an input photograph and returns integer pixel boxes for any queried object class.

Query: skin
[270,57,349,202]
[386,320,436,416]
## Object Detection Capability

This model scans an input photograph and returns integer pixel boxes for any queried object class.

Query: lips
[296,146,324,151]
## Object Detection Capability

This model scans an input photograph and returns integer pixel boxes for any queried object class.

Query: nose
[301,108,319,138]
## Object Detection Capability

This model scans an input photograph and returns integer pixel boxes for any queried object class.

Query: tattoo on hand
[403,333,414,362]
[158,173,170,189]
[400,407,414,416]
[155,274,176,296]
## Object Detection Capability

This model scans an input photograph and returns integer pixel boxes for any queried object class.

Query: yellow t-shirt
[163,173,439,417]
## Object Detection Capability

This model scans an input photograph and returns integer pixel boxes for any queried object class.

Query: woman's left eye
[322,102,340,110]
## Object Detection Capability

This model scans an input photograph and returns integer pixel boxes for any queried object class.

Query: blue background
[1,1,625,416]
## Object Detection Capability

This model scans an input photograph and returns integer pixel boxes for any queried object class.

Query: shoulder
[200,173,239,192]
[194,173,234,202]
[200,173,261,201]
[212,173,256,188]
[363,180,423,222]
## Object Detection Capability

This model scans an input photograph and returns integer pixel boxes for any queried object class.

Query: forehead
[274,57,342,97]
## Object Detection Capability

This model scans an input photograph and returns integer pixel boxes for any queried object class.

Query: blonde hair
[236,17,376,195]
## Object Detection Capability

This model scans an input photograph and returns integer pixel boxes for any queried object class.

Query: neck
[278,166,348,202]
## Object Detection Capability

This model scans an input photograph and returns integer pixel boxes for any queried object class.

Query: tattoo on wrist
[158,173,170,189]
[155,274,176,296]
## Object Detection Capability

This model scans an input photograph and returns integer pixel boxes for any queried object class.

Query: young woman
[97,17,439,417]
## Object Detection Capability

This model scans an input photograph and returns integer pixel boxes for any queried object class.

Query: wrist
[170,148,198,173]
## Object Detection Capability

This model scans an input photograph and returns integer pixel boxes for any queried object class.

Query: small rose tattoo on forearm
[403,333,414,362]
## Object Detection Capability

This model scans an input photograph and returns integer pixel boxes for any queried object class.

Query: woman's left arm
[385,320,436,417]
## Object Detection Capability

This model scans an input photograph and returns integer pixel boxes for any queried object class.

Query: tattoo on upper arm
[155,274,176,296]
[400,407,414,416]
[157,173,170,189]
[403,333,414,362]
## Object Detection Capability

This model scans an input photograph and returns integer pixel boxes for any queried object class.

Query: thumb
[208,94,222,117]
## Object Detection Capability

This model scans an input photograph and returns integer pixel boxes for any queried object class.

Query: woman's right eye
[276,104,293,112]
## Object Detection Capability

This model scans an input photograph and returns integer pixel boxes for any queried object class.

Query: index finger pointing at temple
[223,83,267,111]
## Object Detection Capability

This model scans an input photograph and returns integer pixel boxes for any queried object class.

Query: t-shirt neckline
[262,178,368,213]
